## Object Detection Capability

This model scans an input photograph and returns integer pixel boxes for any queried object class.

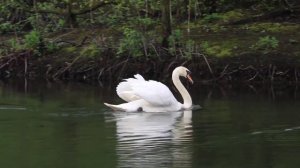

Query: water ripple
[251,125,300,135]
[0,105,26,111]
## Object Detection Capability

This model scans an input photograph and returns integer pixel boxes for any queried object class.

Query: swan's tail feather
[104,103,126,111]
[134,74,145,80]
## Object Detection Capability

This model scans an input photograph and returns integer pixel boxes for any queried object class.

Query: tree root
[0,50,299,84]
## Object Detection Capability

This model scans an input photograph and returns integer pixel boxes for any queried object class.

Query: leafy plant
[251,36,279,53]
[26,30,46,55]
[168,29,183,55]
[117,28,144,57]
[9,30,45,56]
[0,22,14,34]
[25,30,41,49]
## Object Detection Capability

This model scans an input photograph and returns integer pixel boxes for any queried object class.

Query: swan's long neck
[172,70,192,109]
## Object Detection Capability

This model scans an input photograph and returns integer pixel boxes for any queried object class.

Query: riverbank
[1,9,300,84]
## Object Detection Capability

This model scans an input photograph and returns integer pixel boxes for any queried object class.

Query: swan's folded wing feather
[132,80,178,106]
[117,74,177,106]
[116,81,132,102]
[116,74,145,102]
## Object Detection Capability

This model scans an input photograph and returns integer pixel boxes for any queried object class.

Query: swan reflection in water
[110,110,193,168]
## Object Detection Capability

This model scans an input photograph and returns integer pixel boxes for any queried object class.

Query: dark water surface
[0,80,300,168]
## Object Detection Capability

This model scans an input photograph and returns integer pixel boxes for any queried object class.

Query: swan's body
[104,66,193,112]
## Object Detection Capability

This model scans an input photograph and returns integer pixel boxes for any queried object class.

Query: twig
[52,55,81,79]
[218,64,229,78]
[55,40,77,46]
[150,44,160,59]
[178,49,184,59]
[248,71,259,81]
[247,84,258,94]
[270,65,276,82]
[295,68,298,83]
[0,55,17,69]
[181,60,188,67]
[239,65,256,71]
[117,58,129,79]
[199,53,214,77]
[24,56,28,76]
[98,68,105,80]
[275,70,289,76]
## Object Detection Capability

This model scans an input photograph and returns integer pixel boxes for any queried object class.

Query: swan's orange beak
[187,74,193,84]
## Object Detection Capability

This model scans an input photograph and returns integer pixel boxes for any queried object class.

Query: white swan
[104,66,193,112]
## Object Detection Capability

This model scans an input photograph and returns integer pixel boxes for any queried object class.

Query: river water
[0,80,299,168]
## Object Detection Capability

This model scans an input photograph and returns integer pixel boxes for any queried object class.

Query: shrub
[117,28,144,57]
[251,36,279,53]
[9,30,45,56]
[168,29,183,55]
[25,31,42,49]
[0,22,14,34]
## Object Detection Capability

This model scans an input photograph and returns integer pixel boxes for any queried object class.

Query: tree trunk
[65,13,77,28]
[161,0,172,48]
[66,1,78,28]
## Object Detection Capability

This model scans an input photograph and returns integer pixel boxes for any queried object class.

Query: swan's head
[173,66,193,84]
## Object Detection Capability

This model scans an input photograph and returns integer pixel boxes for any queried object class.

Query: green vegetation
[251,36,279,54]
[0,22,15,34]
[117,28,144,58]
[201,42,233,57]
[242,23,300,33]
[8,30,52,56]
[0,0,299,81]
[201,10,245,24]
[80,44,101,58]
[24,31,42,50]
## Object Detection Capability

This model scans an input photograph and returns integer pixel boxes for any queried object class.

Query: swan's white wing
[117,74,178,107]
[116,74,145,102]
[131,80,178,106]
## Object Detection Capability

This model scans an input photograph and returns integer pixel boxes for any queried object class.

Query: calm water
[0,80,300,168]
